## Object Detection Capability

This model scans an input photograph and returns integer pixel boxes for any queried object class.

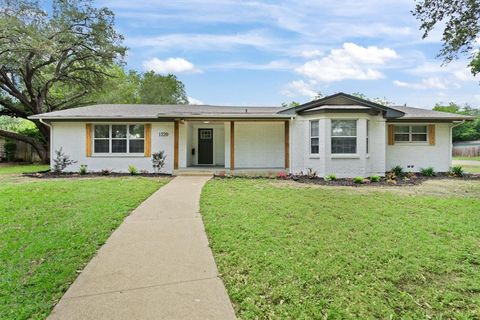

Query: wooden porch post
[230,121,235,170]
[284,120,289,169]
[174,120,179,170]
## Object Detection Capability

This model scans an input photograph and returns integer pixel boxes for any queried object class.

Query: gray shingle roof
[389,105,475,120]
[30,104,288,119]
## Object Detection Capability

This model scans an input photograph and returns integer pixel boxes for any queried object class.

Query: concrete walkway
[453,159,480,166]
[49,176,236,320]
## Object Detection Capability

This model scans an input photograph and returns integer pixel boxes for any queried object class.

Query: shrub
[450,165,464,176]
[152,150,167,173]
[52,148,77,173]
[420,167,436,177]
[370,175,380,182]
[277,171,288,179]
[324,174,337,181]
[306,168,317,179]
[79,165,88,175]
[391,165,403,176]
[101,169,112,176]
[128,165,138,175]
[353,176,364,184]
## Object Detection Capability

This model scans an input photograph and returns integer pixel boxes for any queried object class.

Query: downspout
[39,118,52,165]
[289,116,294,174]
[449,120,465,166]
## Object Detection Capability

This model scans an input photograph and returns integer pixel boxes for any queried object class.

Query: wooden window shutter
[86,124,92,157]
[144,124,152,157]
[387,124,395,145]
[428,124,435,145]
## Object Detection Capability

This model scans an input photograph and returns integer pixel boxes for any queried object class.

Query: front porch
[172,119,290,174]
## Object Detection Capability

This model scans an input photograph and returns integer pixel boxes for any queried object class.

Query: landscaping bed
[24,171,171,179]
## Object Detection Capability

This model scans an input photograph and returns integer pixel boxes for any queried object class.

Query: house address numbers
[159,132,169,137]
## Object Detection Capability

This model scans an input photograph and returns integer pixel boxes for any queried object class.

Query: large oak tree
[0,0,126,162]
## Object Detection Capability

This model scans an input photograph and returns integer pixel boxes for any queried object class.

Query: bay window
[331,120,357,154]
[93,124,145,154]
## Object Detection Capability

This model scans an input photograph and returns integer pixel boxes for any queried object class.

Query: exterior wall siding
[386,122,452,172]
[51,121,174,173]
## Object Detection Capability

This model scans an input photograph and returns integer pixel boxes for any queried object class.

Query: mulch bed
[23,171,171,179]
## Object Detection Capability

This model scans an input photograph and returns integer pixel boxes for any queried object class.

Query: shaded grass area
[201,178,480,319]
[0,164,49,174]
[0,176,168,319]
[463,165,480,173]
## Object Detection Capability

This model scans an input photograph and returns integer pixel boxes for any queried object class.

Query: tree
[433,103,480,141]
[413,0,480,75]
[351,92,393,106]
[138,72,188,104]
[0,0,126,162]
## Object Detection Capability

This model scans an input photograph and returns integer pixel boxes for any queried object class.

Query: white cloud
[297,50,323,58]
[209,60,294,71]
[188,96,204,105]
[407,61,476,82]
[281,80,317,98]
[295,43,398,82]
[142,57,200,74]
[393,77,449,90]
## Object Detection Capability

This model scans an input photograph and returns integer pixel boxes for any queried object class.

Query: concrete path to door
[49,176,236,320]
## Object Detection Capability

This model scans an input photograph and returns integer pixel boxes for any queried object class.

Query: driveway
[49,176,236,320]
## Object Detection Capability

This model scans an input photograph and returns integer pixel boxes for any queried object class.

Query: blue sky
[97,0,480,108]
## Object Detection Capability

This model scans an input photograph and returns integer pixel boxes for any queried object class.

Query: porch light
[203,121,210,124]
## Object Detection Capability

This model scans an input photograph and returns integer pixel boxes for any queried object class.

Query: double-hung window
[394,125,427,143]
[331,120,357,154]
[310,120,319,154]
[93,124,145,154]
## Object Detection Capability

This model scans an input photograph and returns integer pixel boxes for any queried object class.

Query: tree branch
[0,129,47,162]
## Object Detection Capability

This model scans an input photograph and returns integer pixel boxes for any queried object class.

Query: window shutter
[86,124,92,157]
[144,124,152,157]
[428,124,435,145]
[387,124,395,145]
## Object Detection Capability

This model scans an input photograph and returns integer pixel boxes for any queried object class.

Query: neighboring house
[30,93,472,177]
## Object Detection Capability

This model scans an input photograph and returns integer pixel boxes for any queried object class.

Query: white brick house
[30,93,472,177]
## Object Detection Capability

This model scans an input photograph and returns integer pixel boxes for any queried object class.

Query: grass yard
[454,156,480,161]
[201,178,480,319]
[463,165,480,173]
[0,174,169,319]
[0,163,49,174]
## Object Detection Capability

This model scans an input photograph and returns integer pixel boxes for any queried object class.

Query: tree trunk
[0,130,49,163]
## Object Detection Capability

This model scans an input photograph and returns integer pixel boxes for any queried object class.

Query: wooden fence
[452,141,480,157]
[0,137,42,162]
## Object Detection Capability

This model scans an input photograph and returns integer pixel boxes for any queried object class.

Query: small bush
[324,174,337,181]
[353,176,364,184]
[53,148,77,173]
[277,171,288,179]
[391,165,403,177]
[4,139,16,161]
[152,150,167,173]
[370,175,380,182]
[101,169,112,176]
[420,167,435,177]
[450,165,464,176]
[79,165,88,175]
[306,168,317,179]
[128,165,138,175]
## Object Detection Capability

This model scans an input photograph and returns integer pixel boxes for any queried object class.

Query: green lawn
[0,163,49,174]
[463,165,480,173]
[201,178,480,319]
[0,175,168,319]
[454,156,480,161]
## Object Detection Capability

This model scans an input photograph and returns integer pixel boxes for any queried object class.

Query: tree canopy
[413,0,480,75]
[433,103,480,141]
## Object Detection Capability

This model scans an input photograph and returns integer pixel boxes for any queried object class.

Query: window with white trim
[331,120,357,154]
[394,125,427,142]
[310,120,319,154]
[366,120,370,154]
[93,124,145,154]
